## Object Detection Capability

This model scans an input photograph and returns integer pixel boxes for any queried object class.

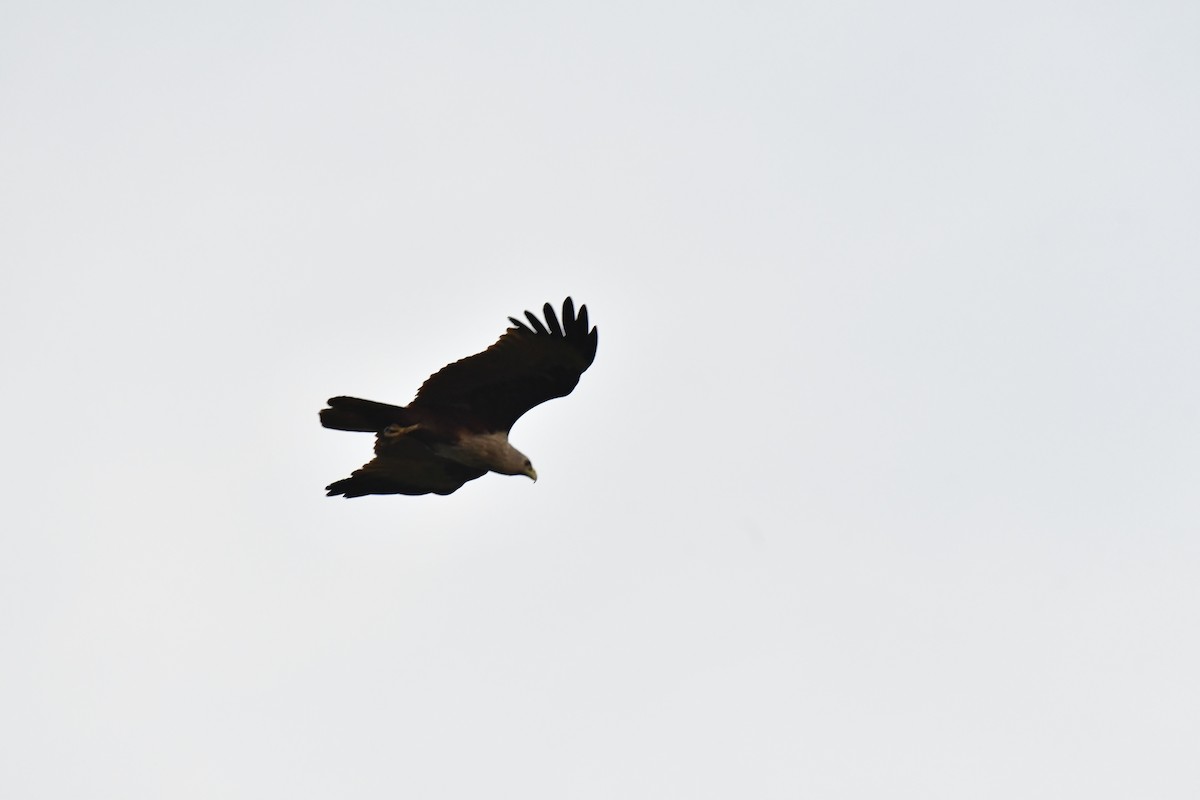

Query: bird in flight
[320,298,598,497]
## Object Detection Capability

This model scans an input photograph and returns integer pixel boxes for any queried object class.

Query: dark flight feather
[412,298,598,432]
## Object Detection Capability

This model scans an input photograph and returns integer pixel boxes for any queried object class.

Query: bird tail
[319,396,411,432]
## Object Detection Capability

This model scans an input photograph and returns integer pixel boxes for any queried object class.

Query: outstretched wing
[411,297,598,432]
[325,433,486,497]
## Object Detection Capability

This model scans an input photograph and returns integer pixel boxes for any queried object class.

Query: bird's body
[320,298,597,497]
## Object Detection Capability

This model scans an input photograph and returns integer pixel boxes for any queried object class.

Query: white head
[497,446,538,481]
[453,432,537,481]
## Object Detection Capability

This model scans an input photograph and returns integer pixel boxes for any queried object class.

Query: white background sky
[3,1,1199,797]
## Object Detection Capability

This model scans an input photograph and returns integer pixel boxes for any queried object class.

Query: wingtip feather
[523,309,549,335]
[543,302,563,336]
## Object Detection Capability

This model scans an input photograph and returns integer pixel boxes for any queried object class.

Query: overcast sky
[3,1,1199,797]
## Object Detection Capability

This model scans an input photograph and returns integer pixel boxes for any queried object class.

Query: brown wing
[325,433,486,497]
[410,298,598,432]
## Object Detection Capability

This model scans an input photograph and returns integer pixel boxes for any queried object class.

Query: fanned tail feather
[319,396,410,432]
[326,474,403,497]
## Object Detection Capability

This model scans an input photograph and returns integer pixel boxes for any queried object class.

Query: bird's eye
[524,460,531,467]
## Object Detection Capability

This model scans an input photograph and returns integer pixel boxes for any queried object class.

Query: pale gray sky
[3,1,1199,797]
